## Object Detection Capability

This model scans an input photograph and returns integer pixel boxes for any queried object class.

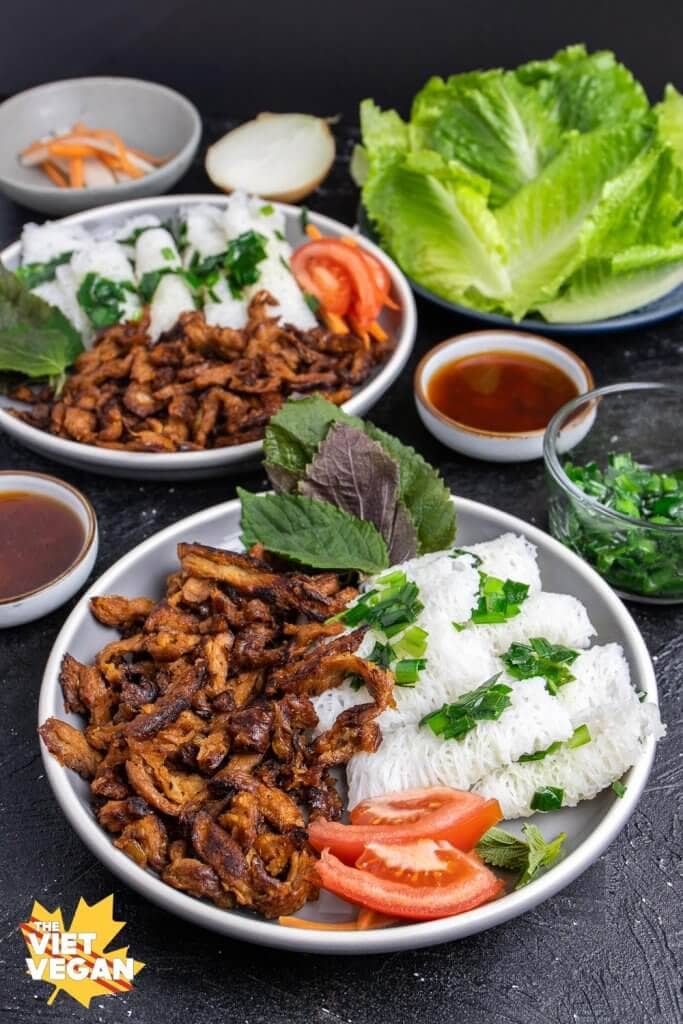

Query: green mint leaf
[238,487,389,573]
[476,824,567,888]
[530,786,564,812]
[0,265,83,377]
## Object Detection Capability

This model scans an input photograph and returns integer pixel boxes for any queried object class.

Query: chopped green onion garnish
[300,207,310,230]
[519,740,563,763]
[451,547,483,567]
[470,573,529,626]
[377,570,408,587]
[393,625,428,659]
[502,638,578,694]
[161,246,175,261]
[421,674,512,741]
[395,658,427,686]
[260,204,274,215]
[567,723,591,749]
[530,786,564,812]
[303,291,320,313]
[612,780,627,798]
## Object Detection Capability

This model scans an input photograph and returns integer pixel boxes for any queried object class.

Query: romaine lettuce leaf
[495,122,652,317]
[656,85,683,168]
[412,70,563,206]
[538,257,683,322]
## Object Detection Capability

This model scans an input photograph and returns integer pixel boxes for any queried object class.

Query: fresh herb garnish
[15,251,72,289]
[300,207,310,230]
[279,255,293,274]
[394,658,427,686]
[262,396,455,556]
[340,571,423,634]
[476,824,567,889]
[303,291,320,312]
[238,487,389,573]
[420,673,512,741]
[530,786,564,812]
[161,246,176,261]
[458,573,529,626]
[0,264,83,379]
[260,204,275,215]
[502,637,579,694]
[393,624,428,659]
[224,230,268,296]
[118,225,152,246]
[367,641,394,668]
[77,273,132,328]
[612,780,627,798]
[274,229,286,241]
[557,452,683,599]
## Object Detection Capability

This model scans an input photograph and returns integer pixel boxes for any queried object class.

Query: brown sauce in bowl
[0,491,85,600]
[427,349,580,433]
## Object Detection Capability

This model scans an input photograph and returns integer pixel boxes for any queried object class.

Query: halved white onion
[205,113,335,203]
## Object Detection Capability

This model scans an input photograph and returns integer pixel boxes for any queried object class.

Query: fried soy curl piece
[10,292,394,453]
[39,543,395,917]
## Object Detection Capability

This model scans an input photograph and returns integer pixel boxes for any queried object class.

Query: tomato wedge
[308,787,501,865]
[314,843,503,921]
[291,239,382,327]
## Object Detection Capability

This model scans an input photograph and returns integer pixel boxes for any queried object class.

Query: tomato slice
[308,787,501,865]
[309,260,352,315]
[314,844,503,921]
[291,239,382,327]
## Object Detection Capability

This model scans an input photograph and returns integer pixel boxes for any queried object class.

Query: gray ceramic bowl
[0,77,201,215]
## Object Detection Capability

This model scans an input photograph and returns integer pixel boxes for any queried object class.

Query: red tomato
[309,260,352,315]
[308,787,501,865]
[314,843,503,921]
[359,250,391,302]
[291,239,382,327]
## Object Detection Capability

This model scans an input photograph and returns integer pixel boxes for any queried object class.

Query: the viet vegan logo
[20,895,144,1008]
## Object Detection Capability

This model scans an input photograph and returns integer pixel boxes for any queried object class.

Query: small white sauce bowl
[414,330,595,462]
[0,471,98,628]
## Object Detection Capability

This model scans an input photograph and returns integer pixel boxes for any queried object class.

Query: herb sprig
[15,251,73,290]
[476,824,567,889]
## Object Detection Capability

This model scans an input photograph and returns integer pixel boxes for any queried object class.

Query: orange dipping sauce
[427,350,579,433]
[0,491,85,600]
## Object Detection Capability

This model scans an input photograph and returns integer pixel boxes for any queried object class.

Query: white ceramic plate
[38,496,658,953]
[0,196,416,480]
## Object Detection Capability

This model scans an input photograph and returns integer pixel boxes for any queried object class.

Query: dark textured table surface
[1,122,681,1024]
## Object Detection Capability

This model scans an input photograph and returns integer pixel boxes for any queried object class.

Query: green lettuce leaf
[538,256,683,323]
[363,149,510,302]
[517,45,649,133]
[495,122,653,317]
[238,487,389,573]
[0,265,83,378]
[412,70,563,206]
[656,84,683,168]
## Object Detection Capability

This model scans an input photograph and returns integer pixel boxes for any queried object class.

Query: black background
[2,0,682,117]
[1,7,682,1023]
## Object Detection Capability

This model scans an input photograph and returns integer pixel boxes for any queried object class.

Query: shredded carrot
[69,157,84,188]
[322,310,350,335]
[19,122,170,189]
[368,320,388,342]
[349,315,371,349]
[305,223,323,240]
[356,909,399,930]
[341,234,359,247]
[278,916,360,931]
[41,161,68,188]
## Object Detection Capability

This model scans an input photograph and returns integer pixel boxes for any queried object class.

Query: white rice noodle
[248,197,288,241]
[20,220,91,264]
[243,235,317,330]
[557,643,638,722]
[222,190,256,240]
[470,591,595,655]
[113,215,161,254]
[203,276,248,330]
[182,204,226,266]
[462,532,542,592]
[149,274,195,342]
[346,677,574,808]
[473,700,665,819]
[134,228,181,277]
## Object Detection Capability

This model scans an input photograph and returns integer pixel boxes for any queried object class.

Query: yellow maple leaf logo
[19,895,144,1008]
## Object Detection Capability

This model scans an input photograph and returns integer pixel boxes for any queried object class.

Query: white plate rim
[38,495,657,954]
[0,195,416,475]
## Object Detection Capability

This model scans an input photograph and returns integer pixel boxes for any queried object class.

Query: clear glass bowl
[543,381,683,604]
